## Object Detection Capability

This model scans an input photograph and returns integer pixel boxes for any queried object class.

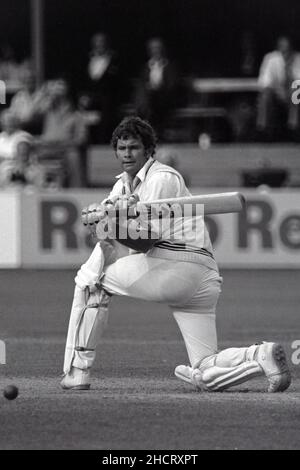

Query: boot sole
[267,343,292,392]
[61,384,91,390]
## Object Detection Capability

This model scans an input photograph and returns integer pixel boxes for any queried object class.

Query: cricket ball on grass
[3,385,19,400]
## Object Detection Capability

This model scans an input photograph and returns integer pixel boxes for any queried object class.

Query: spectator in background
[9,69,46,134]
[80,32,120,143]
[0,110,32,159]
[257,36,300,140]
[0,44,31,90]
[0,44,20,84]
[37,78,89,187]
[135,38,179,140]
[240,31,257,77]
[0,110,35,187]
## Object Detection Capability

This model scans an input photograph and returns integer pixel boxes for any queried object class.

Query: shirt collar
[115,157,155,181]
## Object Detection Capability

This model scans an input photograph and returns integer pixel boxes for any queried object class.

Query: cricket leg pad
[202,361,263,392]
[72,289,111,370]
[63,287,111,374]
[75,243,105,292]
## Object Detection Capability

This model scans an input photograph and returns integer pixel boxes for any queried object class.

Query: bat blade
[136,192,245,216]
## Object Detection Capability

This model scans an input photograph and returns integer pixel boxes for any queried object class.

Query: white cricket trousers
[101,252,222,367]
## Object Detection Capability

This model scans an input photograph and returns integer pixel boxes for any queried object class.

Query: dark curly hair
[111,116,157,157]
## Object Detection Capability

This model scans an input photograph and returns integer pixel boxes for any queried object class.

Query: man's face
[23,71,36,92]
[148,39,164,60]
[92,34,107,55]
[52,79,68,98]
[278,37,292,58]
[1,112,18,134]
[115,136,149,177]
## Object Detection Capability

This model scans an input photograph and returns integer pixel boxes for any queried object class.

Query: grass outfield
[0,269,300,450]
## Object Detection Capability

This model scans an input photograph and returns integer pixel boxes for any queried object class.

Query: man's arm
[81,178,124,233]
[107,172,185,252]
[82,171,186,252]
[258,54,273,89]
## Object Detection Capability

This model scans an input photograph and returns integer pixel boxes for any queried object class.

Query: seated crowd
[0,34,299,189]
[0,77,88,189]
[0,34,183,189]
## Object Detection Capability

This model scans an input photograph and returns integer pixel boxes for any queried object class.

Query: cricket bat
[89,192,245,236]
[134,192,245,216]
[94,192,245,244]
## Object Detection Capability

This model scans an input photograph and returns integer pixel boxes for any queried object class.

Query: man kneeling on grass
[61,116,291,393]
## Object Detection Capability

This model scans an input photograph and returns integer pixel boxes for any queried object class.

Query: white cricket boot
[174,365,205,390]
[255,342,292,392]
[61,367,91,390]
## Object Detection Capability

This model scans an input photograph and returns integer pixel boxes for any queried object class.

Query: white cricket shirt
[105,158,218,272]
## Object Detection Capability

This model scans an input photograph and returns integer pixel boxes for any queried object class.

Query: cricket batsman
[61,116,291,393]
